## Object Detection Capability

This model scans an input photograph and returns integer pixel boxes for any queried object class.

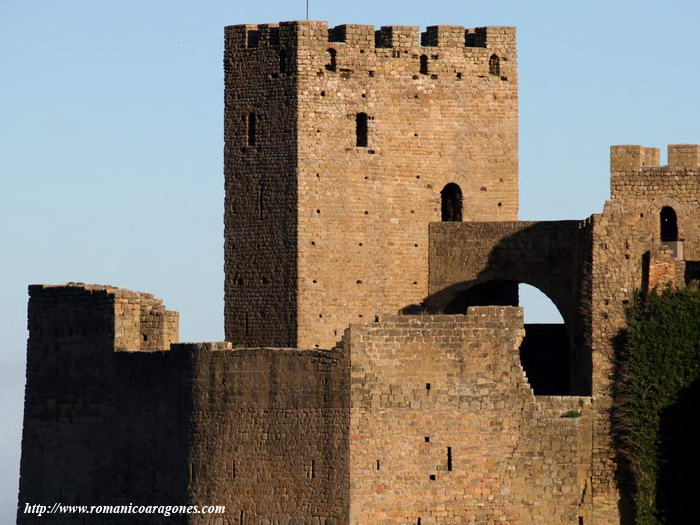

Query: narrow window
[420,54,428,75]
[356,113,368,147]
[441,183,463,222]
[279,49,287,74]
[326,48,337,72]
[447,447,453,471]
[489,54,500,76]
[258,183,265,220]
[660,206,678,242]
[247,112,256,147]
[376,460,380,471]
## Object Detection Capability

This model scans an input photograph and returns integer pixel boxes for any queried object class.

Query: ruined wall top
[28,283,179,352]
[225,20,515,51]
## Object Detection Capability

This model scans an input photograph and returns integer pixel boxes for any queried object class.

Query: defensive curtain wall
[19,284,593,524]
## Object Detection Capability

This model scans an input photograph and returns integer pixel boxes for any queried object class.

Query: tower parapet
[610,145,660,172]
[611,144,700,173]
[225,20,515,52]
[668,144,700,169]
[609,144,700,262]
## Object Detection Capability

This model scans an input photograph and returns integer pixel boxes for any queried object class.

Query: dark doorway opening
[660,206,678,242]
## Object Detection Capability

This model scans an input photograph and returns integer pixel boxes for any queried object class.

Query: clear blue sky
[1,0,698,519]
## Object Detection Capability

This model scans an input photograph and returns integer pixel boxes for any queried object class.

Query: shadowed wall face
[184,345,350,524]
[223,23,299,348]
[19,285,350,524]
[18,285,187,525]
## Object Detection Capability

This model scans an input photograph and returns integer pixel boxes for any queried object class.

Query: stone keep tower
[224,21,519,349]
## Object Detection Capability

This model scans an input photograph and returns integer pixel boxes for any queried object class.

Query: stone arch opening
[660,206,678,242]
[443,279,571,395]
[440,183,462,222]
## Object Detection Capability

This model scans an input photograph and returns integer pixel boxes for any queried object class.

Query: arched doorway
[442,280,572,395]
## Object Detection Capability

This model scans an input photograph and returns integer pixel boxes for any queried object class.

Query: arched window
[356,113,368,147]
[420,55,428,75]
[326,49,337,72]
[440,183,462,222]
[661,206,678,242]
[489,54,500,76]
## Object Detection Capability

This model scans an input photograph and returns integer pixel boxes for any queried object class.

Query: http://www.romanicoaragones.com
[22,502,226,518]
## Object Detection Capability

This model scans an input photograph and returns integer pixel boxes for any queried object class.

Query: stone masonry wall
[19,284,350,525]
[428,220,593,395]
[20,285,594,525]
[113,286,179,351]
[18,284,186,524]
[588,145,700,524]
[183,344,349,525]
[346,310,592,525]
[610,144,700,260]
[224,20,519,350]
[224,23,299,347]
[295,22,519,350]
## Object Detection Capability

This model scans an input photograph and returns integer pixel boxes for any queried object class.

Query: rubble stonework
[17,18,700,525]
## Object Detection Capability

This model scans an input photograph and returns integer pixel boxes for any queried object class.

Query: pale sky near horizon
[2,0,699,521]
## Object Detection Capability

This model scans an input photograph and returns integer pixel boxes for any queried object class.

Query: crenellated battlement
[610,144,700,209]
[611,144,700,172]
[668,144,700,169]
[225,20,515,51]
